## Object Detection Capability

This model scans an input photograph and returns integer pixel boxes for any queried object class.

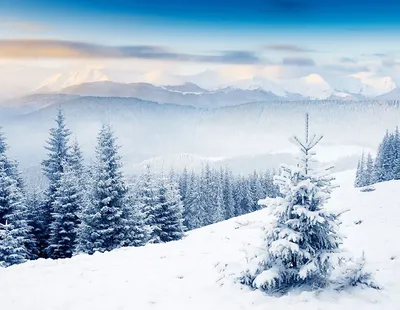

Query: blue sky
[1,0,400,84]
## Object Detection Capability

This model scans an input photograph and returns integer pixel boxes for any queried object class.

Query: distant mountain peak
[163,82,208,94]
[36,68,109,92]
[301,73,327,84]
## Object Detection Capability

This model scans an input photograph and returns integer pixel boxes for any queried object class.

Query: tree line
[355,127,400,188]
[0,109,278,267]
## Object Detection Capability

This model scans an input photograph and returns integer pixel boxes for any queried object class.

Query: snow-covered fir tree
[69,139,87,189]
[374,131,392,182]
[159,172,185,242]
[222,168,236,220]
[40,109,71,257]
[249,170,265,212]
[26,189,46,257]
[77,124,132,254]
[179,167,189,202]
[137,164,159,242]
[47,162,84,258]
[0,131,33,265]
[354,127,400,187]
[234,176,253,216]
[125,190,150,247]
[0,221,27,267]
[364,153,375,186]
[183,172,206,230]
[241,114,342,294]
[202,164,225,225]
[354,152,365,188]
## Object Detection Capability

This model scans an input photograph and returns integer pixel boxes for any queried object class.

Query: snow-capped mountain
[330,72,397,97]
[58,81,282,108]
[29,67,399,103]
[162,82,209,94]
[231,76,288,97]
[281,74,337,100]
[36,68,109,92]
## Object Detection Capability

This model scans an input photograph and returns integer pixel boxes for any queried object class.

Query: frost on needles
[240,114,375,294]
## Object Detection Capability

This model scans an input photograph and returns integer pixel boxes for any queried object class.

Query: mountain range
[1,67,399,107]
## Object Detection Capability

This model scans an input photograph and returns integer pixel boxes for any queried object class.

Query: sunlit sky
[1,0,400,90]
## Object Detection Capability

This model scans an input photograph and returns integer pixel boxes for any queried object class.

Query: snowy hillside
[1,170,399,310]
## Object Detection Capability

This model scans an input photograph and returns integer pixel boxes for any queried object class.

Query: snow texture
[0,170,399,309]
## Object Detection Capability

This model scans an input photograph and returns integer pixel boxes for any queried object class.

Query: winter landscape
[1,1,400,309]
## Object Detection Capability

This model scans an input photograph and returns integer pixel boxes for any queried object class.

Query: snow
[280,74,335,100]
[232,76,288,97]
[271,144,375,162]
[1,169,399,309]
[37,68,109,92]
[131,153,226,174]
[331,72,397,98]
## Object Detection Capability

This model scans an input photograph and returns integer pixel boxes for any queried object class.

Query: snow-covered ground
[1,170,399,310]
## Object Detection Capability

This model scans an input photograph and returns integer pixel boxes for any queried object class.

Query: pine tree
[0,221,27,267]
[159,173,185,242]
[26,189,45,258]
[125,191,149,247]
[222,167,236,220]
[374,131,391,182]
[137,164,159,242]
[47,163,83,258]
[0,131,33,264]
[250,170,264,211]
[364,153,374,186]
[354,152,365,188]
[77,124,132,254]
[241,114,342,294]
[201,165,225,225]
[393,127,400,180]
[69,139,87,188]
[183,172,206,230]
[235,177,253,215]
[212,173,225,223]
[41,109,71,256]
[179,167,189,202]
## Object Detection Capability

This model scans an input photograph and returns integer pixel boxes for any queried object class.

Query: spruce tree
[47,163,83,258]
[26,189,46,258]
[125,191,150,247]
[179,167,189,202]
[222,167,236,220]
[393,127,400,180]
[212,174,225,223]
[354,152,365,188]
[364,153,375,186]
[183,172,206,230]
[137,164,159,242]
[41,109,71,256]
[241,114,342,294]
[374,131,391,182]
[0,221,27,267]
[250,170,264,211]
[235,177,253,215]
[77,124,132,254]
[69,139,87,188]
[0,131,33,264]
[159,174,185,242]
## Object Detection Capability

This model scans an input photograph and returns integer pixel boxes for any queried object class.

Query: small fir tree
[241,114,342,294]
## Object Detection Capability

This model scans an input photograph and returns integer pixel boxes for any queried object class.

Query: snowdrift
[1,170,399,310]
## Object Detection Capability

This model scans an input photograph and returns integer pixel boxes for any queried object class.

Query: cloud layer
[0,39,264,64]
